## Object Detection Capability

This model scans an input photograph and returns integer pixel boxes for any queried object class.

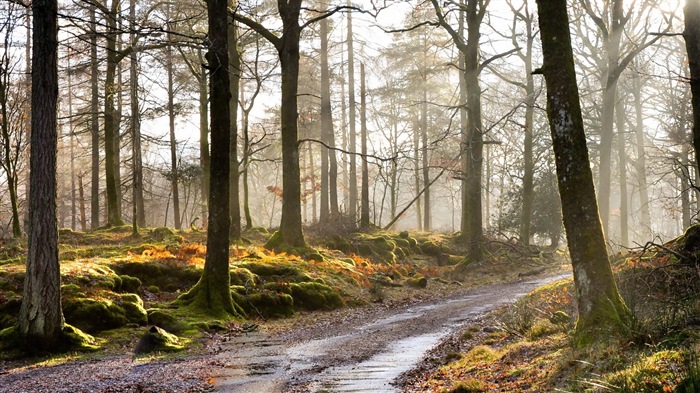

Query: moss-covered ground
[412,227,700,393]
[0,225,564,366]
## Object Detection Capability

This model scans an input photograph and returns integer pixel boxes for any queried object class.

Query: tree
[229,5,242,240]
[18,0,65,349]
[360,62,370,227]
[319,12,339,222]
[536,0,630,338]
[0,3,27,238]
[234,1,343,247]
[178,0,242,317]
[686,0,700,175]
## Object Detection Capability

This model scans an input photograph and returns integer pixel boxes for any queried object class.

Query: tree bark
[319,15,338,220]
[130,0,145,229]
[347,2,358,222]
[198,49,210,228]
[166,16,181,230]
[686,0,700,179]
[179,0,241,317]
[536,0,630,339]
[632,73,651,238]
[360,63,370,228]
[103,0,124,226]
[421,70,430,231]
[228,13,241,240]
[19,0,65,349]
[90,3,100,229]
[616,96,629,247]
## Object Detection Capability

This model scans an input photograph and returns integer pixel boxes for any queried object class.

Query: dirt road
[213,274,569,393]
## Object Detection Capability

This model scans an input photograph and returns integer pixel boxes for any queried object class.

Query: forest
[1,0,700,392]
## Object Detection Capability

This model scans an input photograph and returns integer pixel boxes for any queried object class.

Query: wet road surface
[213,274,568,393]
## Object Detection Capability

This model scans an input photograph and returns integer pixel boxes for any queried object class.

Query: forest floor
[4,224,698,392]
[0,225,565,392]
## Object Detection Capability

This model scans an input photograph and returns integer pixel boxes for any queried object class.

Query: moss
[235,261,310,283]
[134,326,184,354]
[118,275,142,293]
[63,294,147,333]
[62,324,101,351]
[419,240,442,256]
[406,274,428,288]
[446,379,486,393]
[113,261,201,291]
[234,289,295,318]
[605,350,684,392]
[0,295,21,329]
[230,267,258,287]
[527,318,559,340]
[289,282,343,311]
[306,252,325,262]
[149,227,181,242]
[118,294,148,325]
[147,285,160,293]
[264,231,283,249]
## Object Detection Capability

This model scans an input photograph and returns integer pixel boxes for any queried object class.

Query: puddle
[309,331,445,392]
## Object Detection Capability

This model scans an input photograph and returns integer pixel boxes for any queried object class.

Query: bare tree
[536,0,630,339]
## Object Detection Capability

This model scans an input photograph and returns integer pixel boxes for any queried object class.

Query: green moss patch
[134,325,184,354]
[112,261,201,292]
[63,293,147,333]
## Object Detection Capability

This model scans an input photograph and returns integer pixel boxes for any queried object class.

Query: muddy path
[212,274,569,393]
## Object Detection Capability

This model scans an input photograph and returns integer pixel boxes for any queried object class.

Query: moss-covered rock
[406,274,428,288]
[235,261,311,284]
[232,289,295,318]
[134,326,184,354]
[289,282,343,311]
[119,275,142,293]
[113,261,201,291]
[147,309,190,334]
[149,227,183,243]
[419,241,441,256]
[63,293,148,333]
[230,267,258,287]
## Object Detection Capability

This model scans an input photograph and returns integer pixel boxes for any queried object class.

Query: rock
[134,326,183,354]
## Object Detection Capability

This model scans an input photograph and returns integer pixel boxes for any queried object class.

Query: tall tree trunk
[616,96,629,246]
[686,0,700,178]
[241,81,253,229]
[19,0,65,349]
[130,0,145,228]
[519,9,535,245]
[632,73,651,238]
[0,41,21,238]
[79,175,87,231]
[228,14,241,240]
[179,0,241,318]
[90,4,100,229]
[347,2,358,222]
[104,0,124,226]
[198,49,210,228]
[360,63,370,228]
[413,121,422,230]
[536,0,630,339]
[270,2,305,247]
[167,19,181,230]
[340,43,349,211]
[68,58,76,231]
[596,0,625,237]
[421,74,430,231]
[458,1,467,235]
[682,145,692,229]
[464,0,484,262]
[319,15,338,220]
